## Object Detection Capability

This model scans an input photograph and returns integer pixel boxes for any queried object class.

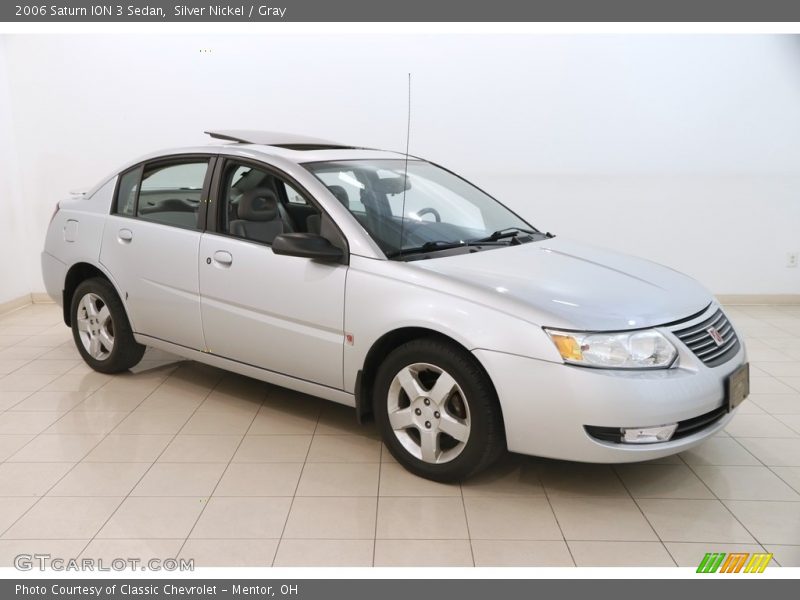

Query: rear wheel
[70,277,145,373]
[373,338,505,482]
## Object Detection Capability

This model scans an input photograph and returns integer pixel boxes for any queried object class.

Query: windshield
[304,159,538,258]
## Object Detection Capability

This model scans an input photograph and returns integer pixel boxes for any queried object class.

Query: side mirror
[272,233,344,262]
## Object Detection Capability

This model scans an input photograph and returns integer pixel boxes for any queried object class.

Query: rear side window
[115,166,141,216]
[136,160,209,229]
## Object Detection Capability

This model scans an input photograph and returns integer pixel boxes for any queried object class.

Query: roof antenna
[398,72,412,256]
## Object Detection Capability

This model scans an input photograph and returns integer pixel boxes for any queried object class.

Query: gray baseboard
[0,293,55,316]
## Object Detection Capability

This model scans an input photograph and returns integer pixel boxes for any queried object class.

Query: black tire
[70,277,145,374]
[373,337,505,482]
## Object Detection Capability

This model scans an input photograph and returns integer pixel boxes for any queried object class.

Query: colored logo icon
[697,552,772,573]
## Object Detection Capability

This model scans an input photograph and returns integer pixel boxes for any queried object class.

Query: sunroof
[271,143,354,151]
[205,130,354,149]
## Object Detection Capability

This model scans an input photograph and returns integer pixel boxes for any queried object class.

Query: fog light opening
[621,423,678,444]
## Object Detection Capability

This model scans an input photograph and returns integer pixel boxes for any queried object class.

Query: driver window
[136,160,208,229]
[221,162,319,245]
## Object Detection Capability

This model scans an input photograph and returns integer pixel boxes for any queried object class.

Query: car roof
[94,131,421,199]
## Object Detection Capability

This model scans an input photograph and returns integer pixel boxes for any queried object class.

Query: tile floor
[0,302,799,567]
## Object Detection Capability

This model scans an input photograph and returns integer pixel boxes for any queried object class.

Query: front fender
[342,256,562,393]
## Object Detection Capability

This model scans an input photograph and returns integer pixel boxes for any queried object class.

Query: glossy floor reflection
[0,303,799,567]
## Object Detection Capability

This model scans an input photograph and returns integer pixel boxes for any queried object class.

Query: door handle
[118,228,133,243]
[212,250,233,266]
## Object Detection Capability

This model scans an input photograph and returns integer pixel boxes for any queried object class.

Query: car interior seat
[274,196,297,233]
[327,185,350,208]
[229,188,286,244]
[306,185,351,234]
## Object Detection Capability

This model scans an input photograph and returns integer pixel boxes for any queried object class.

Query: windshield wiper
[470,227,541,243]
[388,228,553,259]
[387,240,467,258]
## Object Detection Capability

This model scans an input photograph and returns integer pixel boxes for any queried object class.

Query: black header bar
[4,0,800,23]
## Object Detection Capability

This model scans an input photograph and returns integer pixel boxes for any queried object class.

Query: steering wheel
[416,207,441,223]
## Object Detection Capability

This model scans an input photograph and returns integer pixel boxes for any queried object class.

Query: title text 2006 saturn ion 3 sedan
[41,130,749,481]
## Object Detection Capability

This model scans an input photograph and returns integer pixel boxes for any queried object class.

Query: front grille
[585,404,728,444]
[672,308,740,367]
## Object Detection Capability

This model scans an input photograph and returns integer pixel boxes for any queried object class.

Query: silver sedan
[41,130,749,481]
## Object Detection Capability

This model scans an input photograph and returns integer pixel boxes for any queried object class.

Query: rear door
[100,155,215,350]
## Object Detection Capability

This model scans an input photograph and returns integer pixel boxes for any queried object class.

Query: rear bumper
[474,339,746,463]
[41,251,66,306]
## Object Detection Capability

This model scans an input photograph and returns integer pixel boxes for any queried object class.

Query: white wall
[0,37,30,304]
[1,34,799,296]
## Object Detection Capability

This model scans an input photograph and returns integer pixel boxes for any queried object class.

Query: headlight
[544,328,677,369]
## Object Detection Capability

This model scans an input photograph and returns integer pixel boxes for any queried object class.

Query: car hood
[413,237,712,331]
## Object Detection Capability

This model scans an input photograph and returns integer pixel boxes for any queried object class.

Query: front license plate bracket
[727,363,750,412]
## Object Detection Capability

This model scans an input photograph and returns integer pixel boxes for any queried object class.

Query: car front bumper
[474,334,746,463]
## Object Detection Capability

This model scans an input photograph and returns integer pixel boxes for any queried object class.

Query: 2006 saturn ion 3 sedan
[41,130,750,481]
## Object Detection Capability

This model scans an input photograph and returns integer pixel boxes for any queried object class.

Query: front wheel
[373,338,505,482]
[70,277,145,374]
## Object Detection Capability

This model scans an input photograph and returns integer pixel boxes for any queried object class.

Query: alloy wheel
[386,362,471,464]
[76,292,115,360]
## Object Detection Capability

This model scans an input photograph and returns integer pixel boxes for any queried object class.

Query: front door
[198,159,347,388]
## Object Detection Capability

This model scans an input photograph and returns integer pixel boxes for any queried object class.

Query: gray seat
[307,185,351,234]
[306,213,321,235]
[327,185,350,208]
[276,200,297,232]
[229,188,285,244]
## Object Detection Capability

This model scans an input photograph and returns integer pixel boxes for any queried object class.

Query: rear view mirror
[374,175,411,195]
[272,233,344,262]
